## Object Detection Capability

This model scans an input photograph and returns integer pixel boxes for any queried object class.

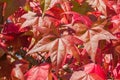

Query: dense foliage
[0,0,120,80]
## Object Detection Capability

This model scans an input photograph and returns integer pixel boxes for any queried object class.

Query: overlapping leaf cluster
[0,0,120,80]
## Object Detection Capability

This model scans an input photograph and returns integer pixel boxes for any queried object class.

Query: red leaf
[11,60,29,80]
[46,6,64,19]
[11,64,24,80]
[113,62,120,79]
[21,11,38,28]
[21,11,60,36]
[2,23,20,34]
[84,63,106,79]
[86,0,107,16]
[48,0,71,11]
[70,71,104,80]
[27,35,83,69]
[70,63,105,80]
[63,11,92,27]
[106,0,120,14]
[24,63,50,80]
[80,22,116,61]
[111,14,120,34]
[75,0,84,5]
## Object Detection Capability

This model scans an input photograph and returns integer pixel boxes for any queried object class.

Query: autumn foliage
[0,0,120,80]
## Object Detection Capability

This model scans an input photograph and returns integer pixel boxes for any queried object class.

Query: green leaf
[71,1,93,14]
[23,2,31,12]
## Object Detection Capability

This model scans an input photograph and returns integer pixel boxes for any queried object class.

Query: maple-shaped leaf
[46,0,70,10]
[27,35,82,69]
[0,0,26,20]
[21,11,60,28]
[70,63,105,80]
[24,63,50,80]
[21,11,38,28]
[21,11,60,36]
[86,0,107,16]
[42,0,70,15]
[80,23,116,61]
